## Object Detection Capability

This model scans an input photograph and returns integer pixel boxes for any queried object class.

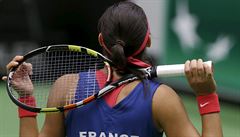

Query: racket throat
[97,85,116,98]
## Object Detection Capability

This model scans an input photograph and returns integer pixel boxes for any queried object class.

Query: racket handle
[156,61,213,77]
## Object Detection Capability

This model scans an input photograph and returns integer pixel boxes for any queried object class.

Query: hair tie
[116,40,126,47]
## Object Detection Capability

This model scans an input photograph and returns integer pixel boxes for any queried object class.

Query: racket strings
[12,50,109,108]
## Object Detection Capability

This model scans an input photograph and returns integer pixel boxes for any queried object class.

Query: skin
[2,41,223,137]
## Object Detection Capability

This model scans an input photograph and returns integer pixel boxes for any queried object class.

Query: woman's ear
[98,33,104,47]
[146,35,151,47]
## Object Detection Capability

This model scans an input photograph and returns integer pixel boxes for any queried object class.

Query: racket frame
[6,45,113,113]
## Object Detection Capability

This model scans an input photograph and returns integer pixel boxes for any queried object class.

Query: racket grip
[156,61,212,77]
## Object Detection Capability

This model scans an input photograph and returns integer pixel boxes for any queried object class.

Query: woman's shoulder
[153,84,180,103]
[49,73,79,106]
[152,84,184,130]
[152,83,183,115]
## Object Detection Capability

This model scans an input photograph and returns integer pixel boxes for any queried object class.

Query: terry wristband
[18,96,37,118]
[197,93,220,115]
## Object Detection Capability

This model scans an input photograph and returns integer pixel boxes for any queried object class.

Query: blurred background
[0,0,239,136]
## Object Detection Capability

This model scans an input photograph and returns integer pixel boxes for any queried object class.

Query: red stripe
[130,26,150,57]
[127,57,151,68]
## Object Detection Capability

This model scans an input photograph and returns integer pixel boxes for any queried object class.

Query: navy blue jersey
[65,72,163,137]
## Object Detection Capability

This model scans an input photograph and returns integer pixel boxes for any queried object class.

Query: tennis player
[4,1,222,137]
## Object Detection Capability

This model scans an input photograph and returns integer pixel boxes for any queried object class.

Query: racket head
[6,45,112,113]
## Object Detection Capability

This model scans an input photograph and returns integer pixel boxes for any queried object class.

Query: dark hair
[98,1,151,75]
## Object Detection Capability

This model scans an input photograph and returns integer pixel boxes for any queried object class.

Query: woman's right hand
[2,56,34,96]
[184,59,216,96]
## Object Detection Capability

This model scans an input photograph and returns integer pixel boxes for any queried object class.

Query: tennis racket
[6,45,212,113]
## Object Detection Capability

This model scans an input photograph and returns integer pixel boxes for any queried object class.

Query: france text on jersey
[79,131,139,137]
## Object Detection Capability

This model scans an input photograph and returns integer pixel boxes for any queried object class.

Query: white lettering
[109,132,118,137]
[99,132,107,137]
[89,131,97,137]
[79,131,139,137]
[79,131,87,137]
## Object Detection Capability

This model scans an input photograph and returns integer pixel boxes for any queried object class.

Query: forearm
[196,93,223,137]
[20,117,39,137]
[19,113,66,137]
[201,113,223,137]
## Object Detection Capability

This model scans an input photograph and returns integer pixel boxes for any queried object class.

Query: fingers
[184,59,206,85]
[6,56,24,70]
[204,63,213,79]
[184,60,191,77]
[26,63,33,75]
[2,76,7,81]
[18,62,33,75]
[3,55,25,80]
[2,56,24,82]
[13,55,24,61]
[185,59,216,95]
[197,59,204,79]
[190,59,197,78]
[12,63,33,80]
[185,59,205,78]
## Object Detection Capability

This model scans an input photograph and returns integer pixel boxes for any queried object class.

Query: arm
[201,113,222,137]
[19,113,65,137]
[152,59,222,137]
[19,117,38,137]
[152,84,200,137]
[185,59,222,137]
[3,56,39,137]
[4,56,77,137]
[19,74,78,137]
[39,74,79,137]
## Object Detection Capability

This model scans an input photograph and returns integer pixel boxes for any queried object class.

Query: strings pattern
[11,50,107,108]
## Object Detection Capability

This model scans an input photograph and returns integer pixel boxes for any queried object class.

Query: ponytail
[111,40,127,73]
